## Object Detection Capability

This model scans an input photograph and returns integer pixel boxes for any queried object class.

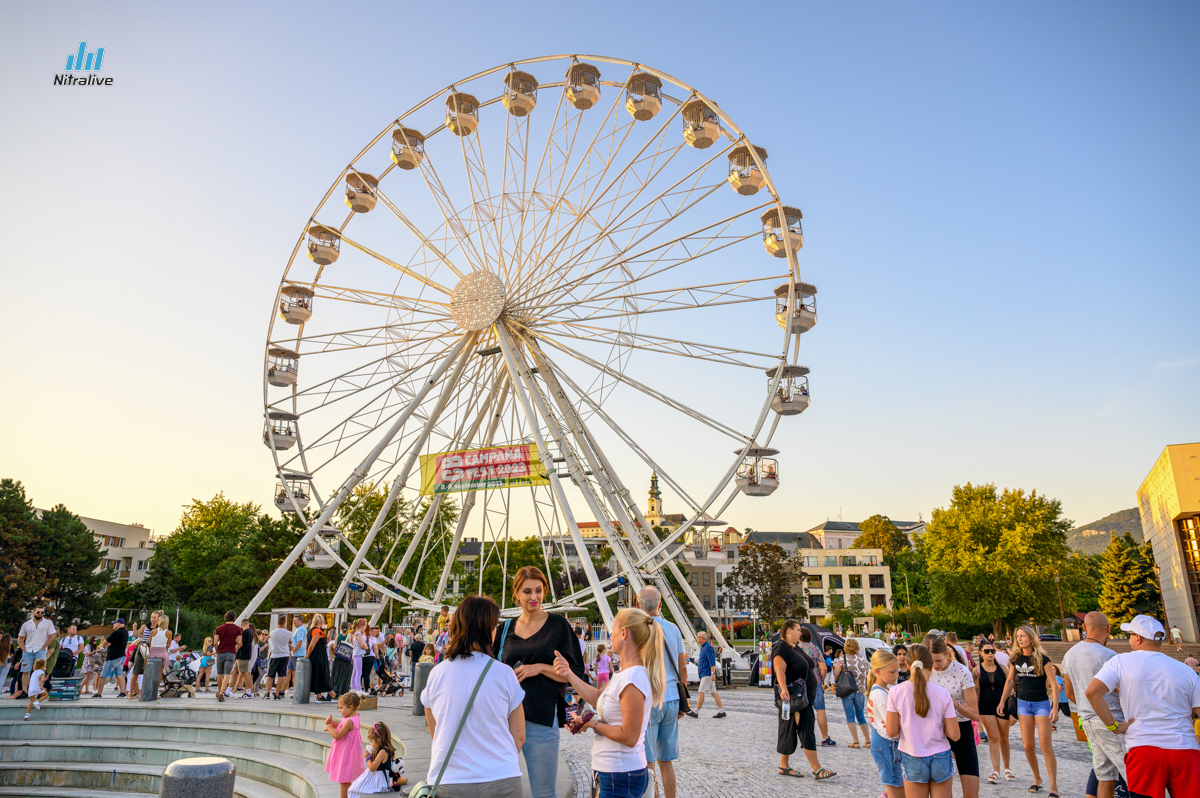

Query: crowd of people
[7,595,1200,798]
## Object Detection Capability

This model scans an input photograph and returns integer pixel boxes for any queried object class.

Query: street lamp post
[1053,572,1067,641]
[904,572,912,633]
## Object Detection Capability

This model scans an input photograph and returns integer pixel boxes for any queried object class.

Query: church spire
[649,471,661,500]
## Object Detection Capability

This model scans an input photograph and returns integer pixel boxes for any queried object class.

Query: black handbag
[835,653,859,698]
[1003,693,1017,719]
[664,642,690,713]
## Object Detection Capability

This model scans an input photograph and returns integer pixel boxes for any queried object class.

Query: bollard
[140,658,162,701]
[159,756,235,798]
[412,661,434,716]
[292,658,312,705]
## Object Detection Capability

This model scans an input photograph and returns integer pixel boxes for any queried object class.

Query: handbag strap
[431,657,493,796]
[497,619,512,662]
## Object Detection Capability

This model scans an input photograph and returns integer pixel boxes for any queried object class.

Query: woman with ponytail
[867,648,903,798]
[885,643,960,797]
[553,608,664,798]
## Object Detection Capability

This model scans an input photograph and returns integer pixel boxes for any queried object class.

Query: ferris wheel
[242,54,819,657]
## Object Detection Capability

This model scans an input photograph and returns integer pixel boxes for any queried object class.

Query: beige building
[798,546,892,624]
[1137,442,1200,642]
[83,516,156,584]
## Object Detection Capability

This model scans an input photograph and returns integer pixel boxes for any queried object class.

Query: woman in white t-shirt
[928,636,980,798]
[422,595,525,798]
[553,608,666,798]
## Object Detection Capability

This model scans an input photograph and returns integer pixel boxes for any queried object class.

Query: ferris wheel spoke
[539,323,781,370]
[455,112,501,275]
[281,323,451,357]
[532,331,750,443]
[295,281,451,313]
[537,273,784,323]
[369,182,467,280]
[334,230,453,295]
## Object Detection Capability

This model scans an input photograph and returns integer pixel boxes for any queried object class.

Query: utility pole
[904,572,912,633]
[1053,572,1067,641]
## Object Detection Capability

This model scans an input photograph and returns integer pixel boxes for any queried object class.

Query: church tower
[646,472,663,527]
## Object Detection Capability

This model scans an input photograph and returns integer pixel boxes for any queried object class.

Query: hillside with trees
[1067,508,1142,554]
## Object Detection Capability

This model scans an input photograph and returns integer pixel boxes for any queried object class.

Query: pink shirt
[886,679,956,757]
[597,654,611,676]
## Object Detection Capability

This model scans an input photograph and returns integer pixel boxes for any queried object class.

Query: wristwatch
[1105,721,1119,732]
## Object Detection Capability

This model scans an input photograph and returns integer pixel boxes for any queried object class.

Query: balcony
[118,571,131,581]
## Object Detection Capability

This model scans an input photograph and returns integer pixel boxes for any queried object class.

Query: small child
[867,649,903,798]
[418,644,436,664]
[596,645,611,687]
[324,692,365,798]
[348,720,406,796]
[24,658,49,721]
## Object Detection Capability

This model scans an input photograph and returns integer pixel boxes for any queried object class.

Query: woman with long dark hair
[975,641,1014,783]
[422,595,525,798]
[494,565,586,798]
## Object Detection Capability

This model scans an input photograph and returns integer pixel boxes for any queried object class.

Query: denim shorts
[811,686,825,711]
[21,649,47,669]
[644,698,679,762]
[870,728,903,787]
[901,750,954,784]
[1017,698,1052,717]
[596,768,649,798]
[841,691,867,725]
[100,658,124,678]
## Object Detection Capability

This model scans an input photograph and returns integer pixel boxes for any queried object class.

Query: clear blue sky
[1,1,1197,537]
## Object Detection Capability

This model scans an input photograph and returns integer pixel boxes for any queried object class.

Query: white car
[685,660,699,684]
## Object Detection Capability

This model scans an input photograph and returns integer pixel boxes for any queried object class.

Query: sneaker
[33,700,40,710]
[90,692,103,698]
[13,692,27,700]
[239,692,252,699]
[821,738,837,747]
[315,696,330,703]
[23,713,30,721]
[685,710,699,718]
[713,711,726,718]
[117,693,127,699]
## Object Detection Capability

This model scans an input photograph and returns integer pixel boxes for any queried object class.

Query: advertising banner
[419,443,550,496]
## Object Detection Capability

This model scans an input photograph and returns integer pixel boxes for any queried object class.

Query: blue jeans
[811,685,826,711]
[521,717,559,798]
[596,768,649,798]
[902,750,954,784]
[870,727,903,787]
[841,691,867,725]
[645,699,680,762]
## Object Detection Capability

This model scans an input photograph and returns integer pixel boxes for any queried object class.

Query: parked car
[1039,633,1061,641]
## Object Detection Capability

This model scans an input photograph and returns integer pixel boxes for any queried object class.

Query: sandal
[988,772,999,784]
[1028,785,1043,794]
[848,742,861,749]
[813,768,836,781]
[863,742,871,749]
[778,767,803,778]
[1005,770,1016,781]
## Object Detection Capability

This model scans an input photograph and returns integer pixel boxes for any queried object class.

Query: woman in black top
[494,566,585,798]
[893,644,911,684]
[306,614,335,702]
[997,626,1058,796]
[771,620,835,781]
[975,643,1013,783]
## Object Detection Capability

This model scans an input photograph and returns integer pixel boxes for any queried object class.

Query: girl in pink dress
[324,692,365,797]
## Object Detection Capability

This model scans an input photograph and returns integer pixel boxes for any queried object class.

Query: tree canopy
[722,541,804,628]
[1099,533,1161,625]
[853,515,912,560]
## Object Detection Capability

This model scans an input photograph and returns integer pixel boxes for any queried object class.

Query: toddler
[348,720,406,796]
[418,643,436,664]
[24,658,49,721]
[595,644,611,687]
[324,692,365,798]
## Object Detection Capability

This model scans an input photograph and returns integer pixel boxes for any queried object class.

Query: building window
[803,556,818,567]
[869,574,885,589]
[849,574,862,589]
[865,555,878,565]
[690,573,698,587]
[871,594,887,608]
[809,594,825,609]
[841,555,857,567]
[702,572,710,587]
[829,574,843,589]
[807,574,822,587]
[823,556,837,567]
[703,595,711,609]
[1177,516,1200,624]
[139,541,145,548]
[137,560,148,571]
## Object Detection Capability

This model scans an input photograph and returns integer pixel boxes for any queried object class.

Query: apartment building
[81,515,156,584]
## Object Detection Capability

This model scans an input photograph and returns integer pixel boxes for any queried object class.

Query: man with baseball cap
[1086,614,1200,798]
[93,618,129,698]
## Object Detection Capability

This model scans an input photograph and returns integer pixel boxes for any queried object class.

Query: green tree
[924,483,1074,636]
[37,504,109,623]
[853,515,911,560]
[1099,533,1161,625]
[722,542,804,629]
[478,537,563,608]
[0,479,45,629]
[1066,553,1104,614]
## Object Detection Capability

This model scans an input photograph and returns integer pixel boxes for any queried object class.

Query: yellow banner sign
[420,444,550,496]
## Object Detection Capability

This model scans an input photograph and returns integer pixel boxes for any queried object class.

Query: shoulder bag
[664,637,691,714]
[834,652,858,698]
[334,635,353,663]
[496,619,512,662]
[407,657,494,798]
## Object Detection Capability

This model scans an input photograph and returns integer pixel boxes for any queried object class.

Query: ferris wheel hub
[450,270,507,331]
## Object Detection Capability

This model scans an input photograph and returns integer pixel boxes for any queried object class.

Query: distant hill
[1067,508,1142,554]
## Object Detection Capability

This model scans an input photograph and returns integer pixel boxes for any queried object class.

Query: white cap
[1119,614,1165,641]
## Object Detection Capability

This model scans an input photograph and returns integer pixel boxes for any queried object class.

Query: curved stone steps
[0,763,295,798]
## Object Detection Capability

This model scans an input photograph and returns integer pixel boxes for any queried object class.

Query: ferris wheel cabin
[275,471,312,513]
[625,72,663,121]
[263,409,299,450]
[348,587,384,616]
[446,92,480,136]
[306,223,341,266]
[681,99,721,149]
[761,206,804,258]
[566,63,601,109]
[391,127,426,170]
[502,71,538,116]
[735,447,779,497]
[766,364,811,416]
[728,144,767,196]
[267,347,299,387]
[774,282,817,333]
[303,526,341,569]
[344,172,379,213]
[279,284,314,325]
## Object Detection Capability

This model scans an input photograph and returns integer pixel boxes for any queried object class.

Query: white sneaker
[23,713,30,721]
[32,701,40,710]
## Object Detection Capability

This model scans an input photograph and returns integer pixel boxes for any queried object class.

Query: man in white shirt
[1086,614,1200,798]
[266,615,293,700]
[60,624,84,656]
[16,607,57,697]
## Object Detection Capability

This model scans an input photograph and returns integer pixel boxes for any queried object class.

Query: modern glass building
[1137,442,1200,642]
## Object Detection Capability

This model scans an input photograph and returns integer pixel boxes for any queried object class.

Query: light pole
[1053,572,1067,641]
[904,572,912,633]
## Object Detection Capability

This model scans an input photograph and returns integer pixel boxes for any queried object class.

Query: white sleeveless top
[151,629,169,648]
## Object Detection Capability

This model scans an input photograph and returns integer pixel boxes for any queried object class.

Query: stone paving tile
[558,687,1097,798]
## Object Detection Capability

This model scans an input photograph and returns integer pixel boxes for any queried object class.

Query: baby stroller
[160,658,197,698]
[371,662,404,697]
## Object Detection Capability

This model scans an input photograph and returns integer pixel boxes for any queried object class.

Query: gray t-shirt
[654,616,685,694]
[1060,641,1123,722]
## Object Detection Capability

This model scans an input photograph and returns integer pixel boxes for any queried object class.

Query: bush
[171,607,224,649]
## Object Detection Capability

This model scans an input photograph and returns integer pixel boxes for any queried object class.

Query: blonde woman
[553,607,664,798]
[196,637,215,692]
[997,626,1058,797]
[148,615,171,671]
[866,648,903,798]
[350,618,368,692]
[833,638,872,747]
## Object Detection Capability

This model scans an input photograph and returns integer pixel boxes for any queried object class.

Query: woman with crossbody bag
[418,595,526,798]
[772,619,835,780]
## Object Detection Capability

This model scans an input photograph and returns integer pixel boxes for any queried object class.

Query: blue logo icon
[66,42,104,71]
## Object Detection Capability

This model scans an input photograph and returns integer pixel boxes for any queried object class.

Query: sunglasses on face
[982,649,995,654]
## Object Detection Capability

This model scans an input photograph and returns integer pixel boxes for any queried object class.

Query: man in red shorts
[1086,614,1200,798]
